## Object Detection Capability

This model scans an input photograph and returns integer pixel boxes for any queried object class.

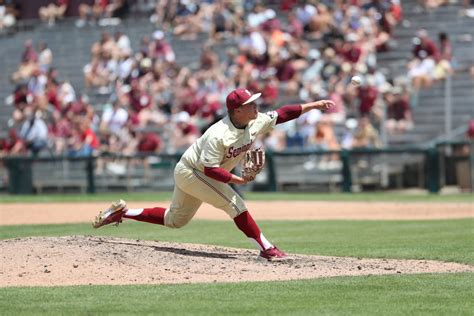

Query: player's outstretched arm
[301,100,334,113]
[275,100,334,124]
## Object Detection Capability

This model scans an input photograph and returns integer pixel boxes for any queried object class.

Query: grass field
[1,192,473,315]
[1,191,473,203]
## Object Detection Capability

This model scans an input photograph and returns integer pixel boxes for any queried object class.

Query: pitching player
[93,88,333,261]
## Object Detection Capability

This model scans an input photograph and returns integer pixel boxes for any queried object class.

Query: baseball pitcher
[93,88,333,261]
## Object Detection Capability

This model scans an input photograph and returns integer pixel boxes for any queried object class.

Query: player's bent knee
[164,215,191,229]
[165,220,188,229]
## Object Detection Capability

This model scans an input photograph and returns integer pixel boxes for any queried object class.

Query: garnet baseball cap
[226,88,261,110]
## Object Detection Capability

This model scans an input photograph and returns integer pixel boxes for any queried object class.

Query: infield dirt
[1,200,472,287]
[1,236,473,287]
[1,200,472,225]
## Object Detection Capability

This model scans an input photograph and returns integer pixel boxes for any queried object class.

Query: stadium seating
[378,0,474,144]
[0,2,472,193]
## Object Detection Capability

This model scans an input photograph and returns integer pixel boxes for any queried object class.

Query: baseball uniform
[164,112,278,228]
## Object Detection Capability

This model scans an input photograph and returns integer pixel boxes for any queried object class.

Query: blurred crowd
[0,0,20,33]
[1,0,471,168]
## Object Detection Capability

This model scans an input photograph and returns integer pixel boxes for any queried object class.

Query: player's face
[243,102,258,120]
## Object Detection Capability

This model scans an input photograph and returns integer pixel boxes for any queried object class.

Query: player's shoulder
[256,110,278,122]
[204,118,231,138]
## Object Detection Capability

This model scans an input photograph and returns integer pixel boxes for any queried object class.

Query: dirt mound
[1,236,472,287]
[2,201,472,226]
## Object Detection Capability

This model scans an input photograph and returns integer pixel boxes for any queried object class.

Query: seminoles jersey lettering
[225,142,254,158]
[181,112,278,172]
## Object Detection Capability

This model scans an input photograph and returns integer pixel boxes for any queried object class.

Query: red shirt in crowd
[46,85,60,111]
[50,118,72,138]
[467,120,474,139]
[14,88,28,108]
[358,86,378,115]
[262,81,279,104]
[391,2,403,22]
[0,129,23,153]
[200,100,221,119]
[138,133,161,153]
[342,45,362,63]
[387,99,410,121]
[82,128,99,149]
[181,123,199,136]
[276,62,295,82]
[413,39,440,61]
[129,90,151,113]
[182,97,204,116]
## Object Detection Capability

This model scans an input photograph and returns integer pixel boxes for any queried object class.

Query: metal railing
[1,141,471,195]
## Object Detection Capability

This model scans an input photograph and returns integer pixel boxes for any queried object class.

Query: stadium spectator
[0,128,25,156]
[49,109,72,155]
[357,77,379,117]
[68,118,99,157]
[434,32,453,80]
[100,98,129,136]
[150,0,177,30]
[39,0,68,27]
[287,11,303,38]
[3,2,409,161]
[419,0,449,10]
[275,50,298,95]
[171,0,203,40]
[352,116,381,148]
[150,30,175,63]
[210,1,241,41]
[76,0,108,28]
[326,83,346,123]
[307,118,341,168]
[136,130,162,154]
[409,26,451,92]
[438,32,452,61]
[467,120,474,139]
[168,111,200,153]
[408,50,435,91]
[412,29,440,61]
[83,55,114,92]
[340,33,363,64]
[38,42,53,72]
[11,83,28,109]
[104,0,129,19]
[341,118,358,149]
[0,0,16,32]
[27,68,47,97]
[19,109,49,156]
[22,39,38,63]
[384,87,413,134]
[462,0,474,17]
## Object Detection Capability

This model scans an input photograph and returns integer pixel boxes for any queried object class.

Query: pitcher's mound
[1,236,472,287]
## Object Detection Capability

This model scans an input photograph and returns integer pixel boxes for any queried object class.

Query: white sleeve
[258,111,278,135]
[200,136,224,168]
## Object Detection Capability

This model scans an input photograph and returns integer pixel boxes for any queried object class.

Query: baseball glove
[241,148,265,181]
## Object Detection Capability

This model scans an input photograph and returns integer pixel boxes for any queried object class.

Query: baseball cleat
[92,199,127,229]
[258,246,287,261]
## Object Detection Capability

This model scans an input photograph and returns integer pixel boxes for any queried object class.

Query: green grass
[1,219,473,265]
[1,216,473,315]
[1,273,473,315]
[0,191,472,203]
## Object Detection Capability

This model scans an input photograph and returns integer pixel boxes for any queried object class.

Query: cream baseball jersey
[180,111,278,172]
